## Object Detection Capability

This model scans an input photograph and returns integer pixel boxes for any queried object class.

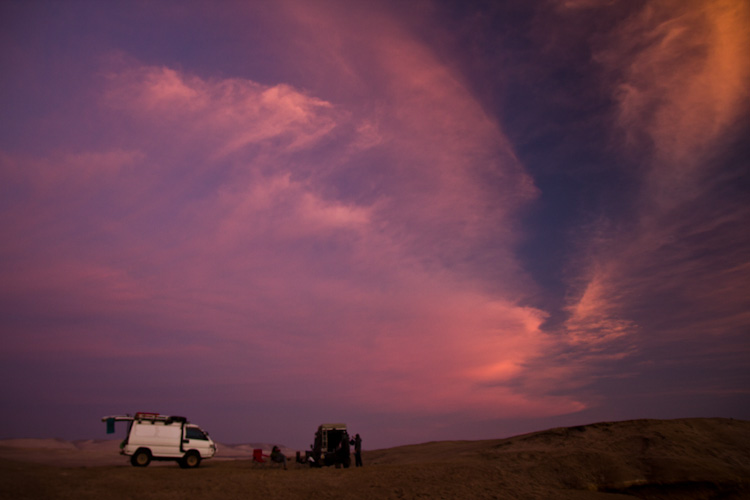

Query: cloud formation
[0,3,580,446]
[1,0,747,447]
[563,0,750,370]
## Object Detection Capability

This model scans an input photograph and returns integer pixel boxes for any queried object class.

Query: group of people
[271,432,363,469]
[335,432,363,468]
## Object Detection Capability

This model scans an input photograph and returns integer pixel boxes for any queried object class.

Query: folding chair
[252,448,267,464]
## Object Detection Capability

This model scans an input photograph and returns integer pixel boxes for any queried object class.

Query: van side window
[186,427,208,440]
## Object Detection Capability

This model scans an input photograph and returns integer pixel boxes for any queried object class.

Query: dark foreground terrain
[1,418,748,499]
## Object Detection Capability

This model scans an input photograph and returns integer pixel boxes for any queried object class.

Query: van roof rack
[101,413,188,423]
[318,423,347,430]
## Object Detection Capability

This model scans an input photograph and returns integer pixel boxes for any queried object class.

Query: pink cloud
[598,0,750,205]
[2,0,747,447]
[103,61,341,161]
[0,5,581,423]
[563,0,750,366]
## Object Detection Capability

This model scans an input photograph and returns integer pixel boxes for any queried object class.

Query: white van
[103,412,217,468]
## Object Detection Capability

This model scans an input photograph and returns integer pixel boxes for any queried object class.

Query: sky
[1,0,748,451]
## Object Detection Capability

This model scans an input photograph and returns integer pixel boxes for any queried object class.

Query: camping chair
[252,448,267,465]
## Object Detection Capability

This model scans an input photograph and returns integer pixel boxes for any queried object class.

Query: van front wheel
[180,451,201,468]
[131,449,151,467]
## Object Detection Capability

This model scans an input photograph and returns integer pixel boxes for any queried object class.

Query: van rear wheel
[180,451,201,468]
[131,449,151,467]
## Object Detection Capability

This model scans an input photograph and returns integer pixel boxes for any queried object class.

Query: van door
[183,425,215,458]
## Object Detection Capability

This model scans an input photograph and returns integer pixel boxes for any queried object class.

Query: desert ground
[1,418,748,499]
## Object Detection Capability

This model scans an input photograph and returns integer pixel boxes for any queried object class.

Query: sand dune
[1,418,748,499]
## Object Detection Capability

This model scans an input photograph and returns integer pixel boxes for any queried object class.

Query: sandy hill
[368,417,750,497]
[1,417,748,499]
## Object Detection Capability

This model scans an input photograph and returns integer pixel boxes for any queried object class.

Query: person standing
[338,431,351,468]
[351,433,363,467]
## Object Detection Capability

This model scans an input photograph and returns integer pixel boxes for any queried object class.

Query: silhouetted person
[270,445,287,470]
[338,431,351,468]
[313,431,323,466]
[351,433,363,467]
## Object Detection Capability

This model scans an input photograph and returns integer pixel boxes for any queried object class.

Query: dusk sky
[1,0,748,450]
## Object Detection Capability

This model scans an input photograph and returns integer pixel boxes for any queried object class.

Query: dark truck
[307,423,351,467]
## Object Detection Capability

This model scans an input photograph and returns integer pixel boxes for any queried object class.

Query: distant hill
[366,417,750,498]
